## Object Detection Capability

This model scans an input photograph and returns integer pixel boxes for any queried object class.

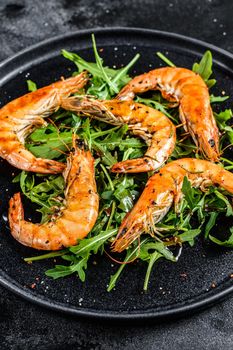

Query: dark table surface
[0,0,233,349]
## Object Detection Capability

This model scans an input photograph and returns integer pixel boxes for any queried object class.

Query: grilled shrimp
[117,67,220,162]
[0,72,88,173]
[61,97,176,173]
[8,138,99,250]
[112,158,233,252]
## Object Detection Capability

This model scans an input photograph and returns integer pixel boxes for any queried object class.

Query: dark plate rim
[0,27,233,321]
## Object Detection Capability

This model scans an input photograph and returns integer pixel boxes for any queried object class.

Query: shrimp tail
[5,149,65,173]
[8,193,25,243]
[111,157,162,173]
[8,193,66,250]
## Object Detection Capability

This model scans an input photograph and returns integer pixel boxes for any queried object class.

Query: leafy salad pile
[15,35,233,291]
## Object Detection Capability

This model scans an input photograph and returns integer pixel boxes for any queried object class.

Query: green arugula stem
[156,52,176,67]
[107,238,148,292]
[90,126,120,139]
[24,250,67,262]
[112,53,140,84]
[143,252,162,291]
[106,201,116,230]
[91,34,119,94]
[100,164,114,191]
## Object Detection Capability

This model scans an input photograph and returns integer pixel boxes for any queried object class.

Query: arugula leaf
[204,212,219,239]
[70,229,117,255]
[62,35,140,100]
[143,251,162,291]
[192,50,215,87]
[93,141,118,166]
[139,241,176,291]
[215,109,233,144]
[91,34,118,94]
[214,190,233,217]
[210,95,229,103]
[209,227,233,248]
[177,228,201,246]
[45,255,89,281]
[14,171,65,223]
[26,125,72,160]
[27,80,37,92]
[181,176,201,210]
[107,238,148,292]
[140,241,176,262]
[136,96,177,122]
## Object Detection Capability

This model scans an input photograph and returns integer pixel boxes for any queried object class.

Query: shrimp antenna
[176,122,186,129]
[178,134,190,143]
[51,147,68,156]
[104,237,141,265]
[220,142,233,154]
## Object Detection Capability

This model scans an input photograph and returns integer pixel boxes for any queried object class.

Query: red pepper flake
[30,283,36,289]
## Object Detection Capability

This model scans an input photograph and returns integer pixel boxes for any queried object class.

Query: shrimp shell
[0,72,88,173]
[8,139,99,250]
[61,97,176,173]
[117,67,220,162]
[112,158,233,252]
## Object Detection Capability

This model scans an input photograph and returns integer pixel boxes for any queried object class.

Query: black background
[0,0,233,349]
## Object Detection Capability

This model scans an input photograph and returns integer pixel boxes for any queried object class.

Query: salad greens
[16,37,233,291]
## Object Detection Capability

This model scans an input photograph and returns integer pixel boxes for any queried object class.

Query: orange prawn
[8,138,99,250]
[0,72,88,173]
[117,67,220,162]
[61,97,176,173]
[112,158,233,252]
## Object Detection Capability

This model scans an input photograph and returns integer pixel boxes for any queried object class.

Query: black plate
[0,28,233,321]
